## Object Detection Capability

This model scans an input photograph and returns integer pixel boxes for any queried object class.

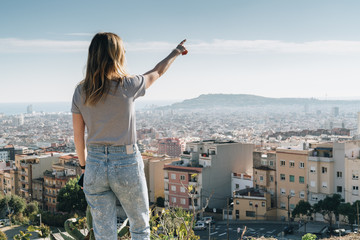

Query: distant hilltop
[159,94,360,110]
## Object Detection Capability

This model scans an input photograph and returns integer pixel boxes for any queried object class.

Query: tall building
[142,155,179,203]
[27,104,33,114]
[276,147,310,220]
[15,154,59,202]
[164,140,254,210]
[157,138,182,157]
[253,150,277,208]
[332,107,339,117]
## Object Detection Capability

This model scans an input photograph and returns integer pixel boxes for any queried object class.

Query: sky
[1,0,360,103]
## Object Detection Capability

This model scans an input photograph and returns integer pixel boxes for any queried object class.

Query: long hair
[82,32,130,106]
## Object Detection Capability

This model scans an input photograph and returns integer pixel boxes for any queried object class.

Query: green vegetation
[56,176,87,213]
[301,233,317,240]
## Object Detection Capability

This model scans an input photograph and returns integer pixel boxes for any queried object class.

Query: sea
[0,100,179,115]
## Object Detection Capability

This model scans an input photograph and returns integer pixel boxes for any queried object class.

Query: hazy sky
[1,0,360,103]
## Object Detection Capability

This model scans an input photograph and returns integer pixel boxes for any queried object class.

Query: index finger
[179,39,186,45]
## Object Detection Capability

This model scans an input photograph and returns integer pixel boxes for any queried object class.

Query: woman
[71,32,187,240]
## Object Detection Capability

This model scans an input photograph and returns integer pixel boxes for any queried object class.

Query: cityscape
[1,96,360,239]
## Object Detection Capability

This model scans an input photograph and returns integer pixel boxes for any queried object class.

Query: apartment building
[32,178,44,209]
[253,150,277,208]
[43,168,77,212]
[164,140,254,210]
[232,188,271,221]
[0,169,18,195]
[231,172,253,193]
[276,147,310,220]
[343,141,360,203]
[15,154,59,201]
[157,138,182,157]
[164,165,202,212]
[142,155,179,203]
[307,143,334,205]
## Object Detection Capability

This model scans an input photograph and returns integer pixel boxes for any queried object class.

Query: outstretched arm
[144,39,187,89]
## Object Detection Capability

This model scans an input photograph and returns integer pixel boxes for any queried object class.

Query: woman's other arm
[144,39,187,89]
[73,113,86,173]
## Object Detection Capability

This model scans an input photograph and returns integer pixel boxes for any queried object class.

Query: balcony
[20,188,28,193]
[20,179,28,184]
[164,176,169,183]
[308,156,333,162]
[189,179,200,186]
[164,189,169,194]
[20,171,28,176]
[189,191,200,198]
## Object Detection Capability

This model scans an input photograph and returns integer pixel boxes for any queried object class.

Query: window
[261,159,267,165]
[310,166,316,173]
[262,202,265,207]
[246,211,255,217]
[300,162,305,168]
[280,174,285,181]
[270,175,274,182]
[180,187,186,193]
[259,176,264,182]
[180,175,185,181]
[236,200,239,205]
[290,161,295,168]
[337,186,342,193]
[322,182,328,188]
[289,175,295,182]
[310,181,315,187]
[269,161,274,166]
[171,185,176,191]
[290,204,295,210]
[353,186,359,195]
[171,197,177,203]
[280,202,286,209]
[280,160,285,166]
[337,171,343,178]
[300,191,305,199]
[322,167,327,174]
[249,201,253,206]
[171,174,176,180]
[299,176,305,184]
[281,188,286,195]
[290,190,295,196]
[352,171,359,180]
[235,184,240,189]
[180,198,186,205]
[312,194,318,201]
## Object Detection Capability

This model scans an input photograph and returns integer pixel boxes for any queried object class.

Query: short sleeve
[122,75,146,100]
[71,85,81,114]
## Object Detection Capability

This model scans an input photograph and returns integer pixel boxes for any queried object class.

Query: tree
[313,194,343,227]
[57,176,87,213]
[156,197,165,207]
[338,201,358,231]
[292,200,312,219]
[0,230,7,240]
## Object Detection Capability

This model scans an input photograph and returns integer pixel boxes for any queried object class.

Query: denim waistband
[87,144,136,154]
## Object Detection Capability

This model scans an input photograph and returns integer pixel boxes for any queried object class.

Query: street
[195,222,293,240]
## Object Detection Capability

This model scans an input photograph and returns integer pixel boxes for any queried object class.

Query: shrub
[0,230,7,240]
[302,233,317,240]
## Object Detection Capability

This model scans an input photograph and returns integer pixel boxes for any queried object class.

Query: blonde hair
[82,32,130,106]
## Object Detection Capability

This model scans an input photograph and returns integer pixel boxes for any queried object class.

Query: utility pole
[357,201,359,231]
[227,197,229,240]
[287,195,292,225]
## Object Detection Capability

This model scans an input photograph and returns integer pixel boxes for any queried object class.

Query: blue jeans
[83,144,150,240]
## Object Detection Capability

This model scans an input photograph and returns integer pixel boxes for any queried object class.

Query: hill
[159,94,360,110]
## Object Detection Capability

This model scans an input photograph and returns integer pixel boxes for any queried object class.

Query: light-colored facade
[166,140,254,210]
[32,178,44,209]
[232,188,271,221]
[307,143,334,205]
[142,155,179,203]
[276,147,309,220]
[231,172,253,193]
[343,141,360,203]
[15,154,59,201]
